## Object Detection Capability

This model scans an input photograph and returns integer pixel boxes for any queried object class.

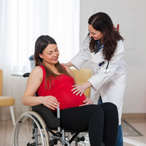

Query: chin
[54,61,59,64]
[93,37,98,40]
[54,62,59,65]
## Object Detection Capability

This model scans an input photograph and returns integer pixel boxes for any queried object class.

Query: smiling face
[88,25,105,41]
[39,44,59,66]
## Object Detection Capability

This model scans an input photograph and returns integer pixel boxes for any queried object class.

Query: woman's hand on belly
[80,97,93,106]
[42,96,60,110]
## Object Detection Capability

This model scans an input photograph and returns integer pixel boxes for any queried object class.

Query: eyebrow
[91,31,96,34]
[47,47,58,53]
[88,29,96,34]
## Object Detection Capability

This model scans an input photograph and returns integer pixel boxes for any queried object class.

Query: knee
[91,105,104,117]
[103,102,118,113]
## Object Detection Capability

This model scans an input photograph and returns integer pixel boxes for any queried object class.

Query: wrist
[67,62,73,67]
[38,96,44,104]
[83,81,92,89]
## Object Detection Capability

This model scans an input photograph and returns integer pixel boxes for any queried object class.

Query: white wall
[80,0,146,113]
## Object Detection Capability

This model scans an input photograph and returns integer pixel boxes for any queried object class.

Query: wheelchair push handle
[23,72,30,78]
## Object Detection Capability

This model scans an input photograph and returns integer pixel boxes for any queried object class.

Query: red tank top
[37,65,86,110]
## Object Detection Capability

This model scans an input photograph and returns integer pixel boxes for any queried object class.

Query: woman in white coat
[64,12,127,146]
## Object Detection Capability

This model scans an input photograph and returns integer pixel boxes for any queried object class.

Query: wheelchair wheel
[13,111,49,146]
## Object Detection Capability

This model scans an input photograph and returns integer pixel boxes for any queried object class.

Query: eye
[55,48,58,52]
[48,52,52,55]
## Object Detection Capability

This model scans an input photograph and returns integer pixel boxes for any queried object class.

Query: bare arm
[64,66,78,85]
[61,62,73,68]
[22,66,59,110]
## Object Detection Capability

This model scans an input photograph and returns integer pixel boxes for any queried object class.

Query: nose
[89,33,93,37]
[53,52,58,56]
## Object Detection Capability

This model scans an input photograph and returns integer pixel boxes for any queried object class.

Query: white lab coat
[70,35,127,125]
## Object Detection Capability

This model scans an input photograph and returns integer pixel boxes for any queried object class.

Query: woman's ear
[39,53,43,59]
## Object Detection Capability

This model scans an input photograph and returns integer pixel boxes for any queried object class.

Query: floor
[0,118,146,146]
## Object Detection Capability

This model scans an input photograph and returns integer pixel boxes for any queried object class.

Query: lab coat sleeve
[88,40,124,91]
[70,50,89,70]
[70,36,90,70]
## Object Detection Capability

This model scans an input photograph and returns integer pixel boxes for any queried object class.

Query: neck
[42,61,60,75]
[42,61,56,70]
[99,39,104,45]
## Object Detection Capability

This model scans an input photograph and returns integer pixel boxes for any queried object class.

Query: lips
[52,57,58,61]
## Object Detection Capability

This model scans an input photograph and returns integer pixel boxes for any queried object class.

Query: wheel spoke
[13,113,48,146]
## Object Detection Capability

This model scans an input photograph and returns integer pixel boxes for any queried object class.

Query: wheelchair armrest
[57,107,61,133]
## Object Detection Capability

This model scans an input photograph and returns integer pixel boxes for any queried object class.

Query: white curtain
[0,0,80,120]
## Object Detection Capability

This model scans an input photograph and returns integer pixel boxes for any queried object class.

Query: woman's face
[39,44,59,65]
[88,25,105,41]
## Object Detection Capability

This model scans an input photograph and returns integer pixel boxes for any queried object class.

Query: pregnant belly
[56,91,86,110]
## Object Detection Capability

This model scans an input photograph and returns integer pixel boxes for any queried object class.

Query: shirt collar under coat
[95,40,104,54]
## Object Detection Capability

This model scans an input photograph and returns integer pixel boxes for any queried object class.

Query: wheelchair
[13,68,92,146]
[13,106,87,146]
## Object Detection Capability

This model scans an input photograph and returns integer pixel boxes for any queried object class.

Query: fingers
[79,92,83,96]
[73,90,83,96]
[48,103,58,110]
[79,102,89,106]
[82,99,93,105]
[72,85,77,87]
[45,96,60,110]
[83,99,88,103]
[71,85,78,92]
[72,89,78,94]
[71,85,84,96]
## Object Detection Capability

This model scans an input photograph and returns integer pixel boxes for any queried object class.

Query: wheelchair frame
[13,107,86,146]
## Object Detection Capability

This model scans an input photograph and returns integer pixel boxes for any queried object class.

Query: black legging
[32,103,118,146]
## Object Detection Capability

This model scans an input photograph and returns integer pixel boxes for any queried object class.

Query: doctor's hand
[71,85,86,96]
[42,96,60,110]
[71,82,92,96]
[61,62,73,67]
[80,97,93,106]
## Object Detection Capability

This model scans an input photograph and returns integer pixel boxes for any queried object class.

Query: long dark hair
[88,12,123,61]
[34,35,71,89]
